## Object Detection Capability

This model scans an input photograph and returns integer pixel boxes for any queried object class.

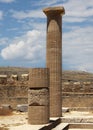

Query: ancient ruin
[43,7,65,117]
[27,6,65,124]
[28,68,49,124]
[1,6,93,130]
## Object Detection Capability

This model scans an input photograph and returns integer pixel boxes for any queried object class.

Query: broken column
[28,68,49,124]
[43,7,65,117]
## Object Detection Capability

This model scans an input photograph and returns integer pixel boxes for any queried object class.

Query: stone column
[43,7,65,117]
[28,68,49,124]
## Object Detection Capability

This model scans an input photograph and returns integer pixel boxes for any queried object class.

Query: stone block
[2,104,12,110]
[62,107,69,113]
[28,68,49,124]
[29,68,49,88]
[28,106,49,124]
[28,88,49,106]
[16,104,28,112]
[0,104,12,115]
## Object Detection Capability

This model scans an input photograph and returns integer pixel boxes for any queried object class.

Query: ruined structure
[0,75,7,84]
[28,68,49,124]
[1,70,93,110]
[43,7,65,117]
[1,6,93,130]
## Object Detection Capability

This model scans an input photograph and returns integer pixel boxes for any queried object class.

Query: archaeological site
[0,6,93,130]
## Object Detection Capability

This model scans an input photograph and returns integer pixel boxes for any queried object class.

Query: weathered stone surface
[2,104,12,110]
[11,74,18,80]
[62,117,93,123]
[21,74,29,81]
[29,68,49,88]
[62,107,69,113]
[0,75,7,84]
[28,106,49,124]
[28,68,49,124]
[28,88,49,106]
[0,104,12,115]
[17,104,28,112]
[43,6,65,117]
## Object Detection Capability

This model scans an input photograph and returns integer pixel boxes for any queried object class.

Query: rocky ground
[0,111,27,129]
[0,111,93,130]
[0,111,45,130]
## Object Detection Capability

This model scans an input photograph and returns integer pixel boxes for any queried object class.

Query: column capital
[43,6,65,16]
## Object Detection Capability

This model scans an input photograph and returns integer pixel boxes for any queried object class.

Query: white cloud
[63,25,93,72]
[63,0,93,23]
[10,0,93,23]
[60,0,93,72]
[10,10,45,20]
[1,0,93,71]
[0,11,3,20]
[10,0,63,20]
[30,0,61,7]
[26,20,46,31]
[63,16,86,23]
[1,30,46,63]
[0,0,15,3]
[77,63,93,72]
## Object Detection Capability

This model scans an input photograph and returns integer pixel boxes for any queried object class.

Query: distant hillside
[62,70,93,82]
[0,67,28,76]
[0,67,93,81]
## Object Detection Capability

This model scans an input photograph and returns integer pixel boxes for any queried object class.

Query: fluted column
[43,7,65,117]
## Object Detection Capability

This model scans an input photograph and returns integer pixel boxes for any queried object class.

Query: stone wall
[62,81,93,92]
[0,73,28,108]
[62,81,93,108]
[0,71,93,108]
[62,93,93,108]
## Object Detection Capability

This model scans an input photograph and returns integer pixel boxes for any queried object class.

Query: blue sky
[0,0,93,72]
